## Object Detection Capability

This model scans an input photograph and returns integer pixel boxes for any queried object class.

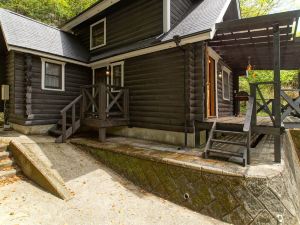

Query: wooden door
[95,67,108,85]
[206,56,216,117]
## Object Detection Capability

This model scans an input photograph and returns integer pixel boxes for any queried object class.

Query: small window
[222,67,231,101]
[90,18,106,50]
[41,59,65,91]
[111,62,124,92]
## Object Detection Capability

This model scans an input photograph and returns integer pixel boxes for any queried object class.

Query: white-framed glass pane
[92,21,105,48]
[45,62,62,89]
[112,65,122,87]
[223,70,230,100]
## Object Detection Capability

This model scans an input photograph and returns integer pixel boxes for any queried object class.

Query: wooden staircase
[0,144,19,180]
[49,83,129,143]
[204,97,254,167]
[204,121,252,166]
[49,95,82,143]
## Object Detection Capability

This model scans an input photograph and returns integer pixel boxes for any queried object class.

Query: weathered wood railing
[280,89,300,122]
[249,81,282,162]
[243,96,254,164]
[58,95,83,143]
[80,83,129,121]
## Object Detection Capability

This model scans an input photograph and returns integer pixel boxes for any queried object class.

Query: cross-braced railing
[280,89,300,121]
[80,83,129,121]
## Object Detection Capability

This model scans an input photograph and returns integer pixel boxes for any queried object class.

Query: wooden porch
[49,83,129,143]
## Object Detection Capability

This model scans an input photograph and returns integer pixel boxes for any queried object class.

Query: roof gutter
[61,0,120,31]
[9,46,90,67]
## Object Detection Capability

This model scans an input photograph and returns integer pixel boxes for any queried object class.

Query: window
[110,62,124,91]
[222,67,231,101]
[41,58,65,91]
[90,18,106,50]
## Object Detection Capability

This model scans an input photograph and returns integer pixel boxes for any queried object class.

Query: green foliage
[239,0,280,18]
[0,0,98,26]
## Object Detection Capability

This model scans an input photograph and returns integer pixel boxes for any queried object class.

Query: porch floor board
[204,115,300,127]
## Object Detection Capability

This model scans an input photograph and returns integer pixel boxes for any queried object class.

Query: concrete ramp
[9,140,73,200]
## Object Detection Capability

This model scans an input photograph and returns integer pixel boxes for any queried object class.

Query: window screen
[91,20,105,49]
[45,62,62,90]
[223,70,230,100]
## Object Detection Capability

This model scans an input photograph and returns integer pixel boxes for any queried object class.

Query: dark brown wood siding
[8,51,92,126]
[190,42,205,122]
[124,48,185,132]
[124,42,204,132]
[171,0,195,28]
[74,0,163,58]
[217,60,234,117]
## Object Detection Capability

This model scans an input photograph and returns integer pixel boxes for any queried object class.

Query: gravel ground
[0,138,229,225]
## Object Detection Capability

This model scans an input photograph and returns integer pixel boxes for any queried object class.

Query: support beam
[273,23,282,163]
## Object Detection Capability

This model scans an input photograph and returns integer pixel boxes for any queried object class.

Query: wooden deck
[202,115,300,129]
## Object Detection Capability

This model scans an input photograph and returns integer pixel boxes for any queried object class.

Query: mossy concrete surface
[71,137,300,225]
[290,129,300,162]
[9,140,72,200]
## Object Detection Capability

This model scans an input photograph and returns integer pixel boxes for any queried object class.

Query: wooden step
[214,130,245,135]
[0,159,13,169]
[211,139,246,146]
[0,151,10,160]
[0,168,19,179]
[49,129,62,137]
[207,148,244,158]
[57,120,72,127]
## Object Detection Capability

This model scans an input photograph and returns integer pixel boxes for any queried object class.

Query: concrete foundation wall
[10,123,55,135]
[73,138,300,225]
[107,127,206,148]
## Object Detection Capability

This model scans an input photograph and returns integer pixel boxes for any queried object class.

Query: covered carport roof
[209,10,300,73]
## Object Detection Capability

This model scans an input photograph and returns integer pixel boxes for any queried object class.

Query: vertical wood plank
[273,23,281,163]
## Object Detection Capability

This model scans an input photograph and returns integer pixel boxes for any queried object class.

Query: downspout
[173,35,188,148]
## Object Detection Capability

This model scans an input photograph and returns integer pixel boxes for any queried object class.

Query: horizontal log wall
[124,42,204,133]
[217,60,234,117]
[125,47,185,132]
[8,51,92,126]
[74,0,163,58]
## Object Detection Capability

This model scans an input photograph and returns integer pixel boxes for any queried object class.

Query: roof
[162,0,232,41]
[0,9,90,63]
[91,0,233,62]
[0,0,240,65]
[61,0,120,31]
[210,10,300,71]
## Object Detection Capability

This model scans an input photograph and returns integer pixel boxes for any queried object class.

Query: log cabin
[0,0,299,166]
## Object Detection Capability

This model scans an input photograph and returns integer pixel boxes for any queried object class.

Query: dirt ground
[0,134,229,225]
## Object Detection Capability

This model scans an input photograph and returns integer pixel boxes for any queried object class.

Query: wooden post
[273,23,281,163]
[123,89,129,120]
[250,83,257,127]
[62,112,66,143]
[98,83,107,142]
[298,70,300,97]
[72,104,76,133]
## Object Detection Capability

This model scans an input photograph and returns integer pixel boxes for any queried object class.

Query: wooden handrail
[61,95,83,114]
[243,97,254,132]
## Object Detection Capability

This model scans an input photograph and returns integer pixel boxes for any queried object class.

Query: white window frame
[222,66,231,101]
[110,61,124,92]
[90,18,106,50]
[41,58,65,92]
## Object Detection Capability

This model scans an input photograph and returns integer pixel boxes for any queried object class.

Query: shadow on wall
[290,130,300,162]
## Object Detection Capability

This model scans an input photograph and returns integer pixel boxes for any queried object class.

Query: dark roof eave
[90,28,212,63]
[9,45,90,65]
